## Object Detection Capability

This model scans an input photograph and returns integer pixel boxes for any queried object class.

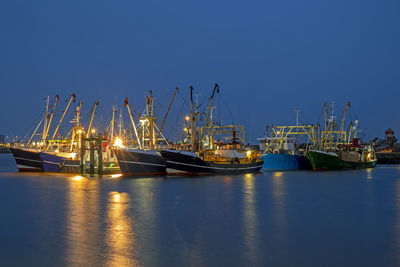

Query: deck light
[114,137,123,147]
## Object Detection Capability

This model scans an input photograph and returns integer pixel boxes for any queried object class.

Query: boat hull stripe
[119,160,165,167]
[14,157,42,163]
[166,160,262,170]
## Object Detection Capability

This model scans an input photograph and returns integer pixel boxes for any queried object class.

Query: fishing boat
[60,101,123,174]
[261,152,311,170]
[161,141,263,175]
[10,148,43,172]
[161,84,263,175]
[115,89,178,176]
[258,127,314,170]
[307,144,377,170]
[11,94,87,172]
[10,147,72,172]
[115,148,166,175]
[306,102,377,170]
[10,95,65,172]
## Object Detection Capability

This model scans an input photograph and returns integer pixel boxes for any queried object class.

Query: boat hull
[61,160,80,173]
[307,150,377,170]
[116,149,166,176]
[262,153,311,170]
[10,148,43,172]
[160,150,263,175]
[39,152,65,172]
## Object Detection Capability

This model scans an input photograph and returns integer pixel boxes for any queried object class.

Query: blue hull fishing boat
[39,152,65,172]
[257,123,316,171]
[261,153,311,170]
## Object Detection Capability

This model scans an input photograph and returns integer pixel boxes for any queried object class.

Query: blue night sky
[1,0,399,141]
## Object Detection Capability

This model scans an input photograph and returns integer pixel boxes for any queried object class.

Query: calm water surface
[0,156,400,266]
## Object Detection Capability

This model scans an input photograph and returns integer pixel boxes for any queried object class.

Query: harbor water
[0,156,400,266]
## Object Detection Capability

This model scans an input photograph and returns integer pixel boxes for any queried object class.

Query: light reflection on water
[366,168,373,179]
[66,177,138,266]
[242,173,258,263]
[272,172,288,247]
[396,177,400,266]
[106,191,138,266]
[2,166,400,266]
[66,176,101,266]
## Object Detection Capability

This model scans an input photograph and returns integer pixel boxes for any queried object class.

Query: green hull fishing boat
[307,150,377,171]
[307,101,377,171]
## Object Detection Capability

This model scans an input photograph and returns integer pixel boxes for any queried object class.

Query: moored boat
[262,153,311,170]
[116,149,166,175]
[258,132,313,171]
[161,149,263,175]
[39,151,73,172]
[115,89,177,176]
[10,148,43,172]
[161,84,263,175]
[307,148,377,170]
[306,102,377,171]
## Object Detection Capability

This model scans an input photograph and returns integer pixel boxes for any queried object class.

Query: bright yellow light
[32,142,36,146]
[70,152,76,159]
[114,137,123,148]
[274,172,283,177]
[55,149,59,153]
[185,116,190,121]
[91,129,96,133]
[71,175,84,181]
[246,151,252,157]
[111,174,123,178]
[114,193,121,202]
[184,127,188,132]
[277,131,281,135]
[78,130,82,134]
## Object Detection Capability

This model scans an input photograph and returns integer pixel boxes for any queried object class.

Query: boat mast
[124,97,142,149]
[110,105,116,141]
[295,108,301,145]
[41,96,50,145]
[43,95,59,149]
[209,106,216,149]
[86,100,98,137]
[193,92,199,151]
[118,108,123,136]
[148,90,155,150]
[347,122,353,145]
[323,102,327,149]
[69,101,82,152]
[335,101,350,149]
[155,87,178,147]
[189,86,200,152]
[190,86,194,150]
[328,102,336,150]
[48,93,76,148]
[199,83,219,150]
[27,118,43,146]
